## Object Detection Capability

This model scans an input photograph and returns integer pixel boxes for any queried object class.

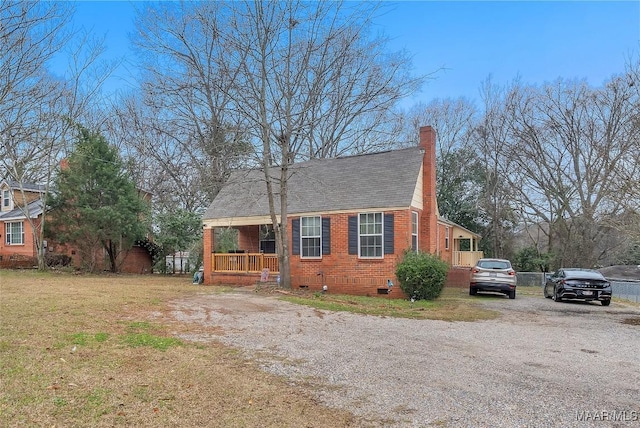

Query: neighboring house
[0,180,46,267]
[0,179,153,273]
[202,126,483,297]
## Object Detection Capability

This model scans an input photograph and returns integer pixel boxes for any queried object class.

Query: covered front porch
[203,215,282,285]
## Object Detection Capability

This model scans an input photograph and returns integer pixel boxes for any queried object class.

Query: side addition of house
[201,126,483,296]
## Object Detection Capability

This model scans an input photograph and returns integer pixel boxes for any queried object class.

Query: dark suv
[469,258,517,299]
[544,268,612,306]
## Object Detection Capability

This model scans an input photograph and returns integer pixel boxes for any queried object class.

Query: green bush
[396,251,449,300]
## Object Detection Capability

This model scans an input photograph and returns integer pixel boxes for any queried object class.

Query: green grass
[121,332,183,351]
[280,287,501,322]
[120,321,183,350]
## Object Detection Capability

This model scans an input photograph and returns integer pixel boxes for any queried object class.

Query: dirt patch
[621,316,640,326]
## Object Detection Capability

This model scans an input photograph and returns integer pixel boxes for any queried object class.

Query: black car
[543,268,612,306]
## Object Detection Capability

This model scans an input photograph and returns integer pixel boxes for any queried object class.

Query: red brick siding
[203,228,213,284]
[209,272,261,287]
[420,126,438,253]
[47,242,152,273]
[0,218,38,259]
[237,225,260,252]
[289,211,413,297]
[118,246,152,274]
[436,222,452,265]
[445,267,471,288]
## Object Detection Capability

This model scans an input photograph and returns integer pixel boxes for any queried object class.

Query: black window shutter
[291,218,300,255]
[348,216,358,255]
[384,213,394,254]
[322,217,331,255]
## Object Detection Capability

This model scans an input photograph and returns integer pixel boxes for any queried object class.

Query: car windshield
[477,260,511,269]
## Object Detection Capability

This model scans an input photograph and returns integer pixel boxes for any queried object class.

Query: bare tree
[500,74,640,267]
[470,79,520,259]
[129,0,424,287]
[0,1,115,269]
[106,2,252,216]
[0,1,72,269]
[226,1,424,287]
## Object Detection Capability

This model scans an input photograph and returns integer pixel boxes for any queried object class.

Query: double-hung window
[445,226,450,250]
[411,211,418,252]
[301,216,321,258]
[2,190,10,209]
[359,212,383,258]
[6,221,24,245]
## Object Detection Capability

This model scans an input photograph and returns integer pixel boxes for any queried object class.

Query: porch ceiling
[203,215,277,228]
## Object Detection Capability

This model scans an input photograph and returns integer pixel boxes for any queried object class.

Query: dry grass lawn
[0,270,363,427]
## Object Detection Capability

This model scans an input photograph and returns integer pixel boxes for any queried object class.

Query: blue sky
[68,1,640,107]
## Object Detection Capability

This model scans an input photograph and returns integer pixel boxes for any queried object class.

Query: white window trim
[2,189,11,211]
[358,212,383,259]
[445,226,450,250]
[411,211,418,252]
[6,221,24,245]
[300,216,322,259]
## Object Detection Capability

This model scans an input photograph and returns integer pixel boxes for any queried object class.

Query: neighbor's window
[6,221,24,245]
[411,211,418,252]
[2,190,10,209]
[445,227,450,250]
[301,216,321,258]
[359,212,383,258]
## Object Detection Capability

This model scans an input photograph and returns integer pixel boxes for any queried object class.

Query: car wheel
[508,290,516,299]
[601,299,611,306]
[543,287,551,298]
[469,287,477,296]
[552,287,562,302]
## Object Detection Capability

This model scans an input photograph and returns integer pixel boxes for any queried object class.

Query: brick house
[0,179,153,273]
[202,126,483,297]
[0,180,45,267]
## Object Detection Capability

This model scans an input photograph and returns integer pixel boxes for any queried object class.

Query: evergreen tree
[47,127,149,272]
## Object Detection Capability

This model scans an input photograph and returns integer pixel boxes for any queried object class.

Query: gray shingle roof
[0,199,44,220]
[4,180,46,192]
[204,146,425,220]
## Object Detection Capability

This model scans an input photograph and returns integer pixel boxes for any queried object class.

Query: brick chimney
[419,126,438,253]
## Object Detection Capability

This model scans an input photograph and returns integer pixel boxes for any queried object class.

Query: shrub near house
[396,250,449,300]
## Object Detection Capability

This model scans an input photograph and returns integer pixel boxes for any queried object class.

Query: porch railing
[453,251,484,268]
[212,253,279,274]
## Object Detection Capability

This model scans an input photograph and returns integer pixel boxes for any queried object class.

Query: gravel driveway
[167,288,640,427]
